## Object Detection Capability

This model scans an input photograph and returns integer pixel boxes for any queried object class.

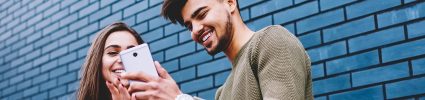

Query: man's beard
[206,13,233,55]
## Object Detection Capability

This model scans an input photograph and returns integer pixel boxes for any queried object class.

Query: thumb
[154,61,172,79]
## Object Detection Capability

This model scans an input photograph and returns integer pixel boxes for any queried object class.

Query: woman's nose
[117,56,122,63]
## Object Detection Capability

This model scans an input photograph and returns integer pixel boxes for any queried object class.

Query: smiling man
[121,0,313,99]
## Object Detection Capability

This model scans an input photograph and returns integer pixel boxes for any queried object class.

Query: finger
[132,91,156,100]
[154,61,172,79]
[105,81,119,95]
[114,78,122,86]
[120,78,130,88]
[128,82,150,93]
[118,83,131,99]
[121,72,155,82]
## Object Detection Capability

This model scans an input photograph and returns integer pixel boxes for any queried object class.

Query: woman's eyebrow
[127,45,135,49]
[104,45,120,50]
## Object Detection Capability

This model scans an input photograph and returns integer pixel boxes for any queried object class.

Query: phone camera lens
[133,53,137,57]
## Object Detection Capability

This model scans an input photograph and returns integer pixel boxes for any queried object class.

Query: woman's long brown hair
[77,22,144,100]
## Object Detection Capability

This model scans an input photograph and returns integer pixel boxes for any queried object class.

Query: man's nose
[192,22,203,35]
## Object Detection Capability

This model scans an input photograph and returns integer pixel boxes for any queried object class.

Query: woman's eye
[107,52,119,56]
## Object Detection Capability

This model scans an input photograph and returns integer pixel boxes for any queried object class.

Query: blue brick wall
[1,0,425,100]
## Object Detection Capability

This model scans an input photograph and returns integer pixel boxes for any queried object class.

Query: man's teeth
[114,70,125,73]
[202,32,211,42]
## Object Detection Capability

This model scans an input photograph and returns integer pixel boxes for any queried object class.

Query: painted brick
[297,9,344,34]
[31,92,47,100]
[89,6,111,22]
[214,71,230,86]
[165,41,195,60]
[197,58,231,77]
[59,32,78,46]
[321,0,356,11]
[408,19,425,38]
[326,50,379,75]
[198,88,217,100]
[349,26,405,52]
[16,80,32,91]
[50,46,69,59]
[274,1,319,24]
[79,2,99,18]
[346,0,401,19]
[69,17,89,32]
[41,60,58,73]
[32,73,49,85]
[136,4,161,23]
[329,85,384,100]
[9,74,24,85]
[49,66,67,78]
[51,8,69,22]
[58,52,77,65]
[171,67,196,83]
[315,96,327,100]
[382,38,425,62]
[150,34,178,52]
[24,67,40,79]
[247,15,272,31]
[180,51,212,68]
[152,51,164,62]
[60,13,79,27]
[386,77,425,99]
[179,30,192,43]
[49,86,67,98]
[134,22,148,34]
[250,0,292,18]
[311,63,325,79]
[412,57,425,75]
[123,16,136,26]
[377,2,425,28]
[23,86,39,97]
[149,17,169,30]
[40,79,57,91]
[141,27,163,43]
[70,0,89,13]
[58,72,76,85]
[68,59,84,71]
[283,23,295,34]
[100,0,117,8]
[313,74,351,95]
[307,41,347,62]
[240,9,250,21]
[162,59,179,72]
[123,0,148,18]
[238,0,262,9]
[299,31,321,48]
[164,23,185,36]
[181,76,213,93]
[323,16,375,43]
[100,12,123,28]
[352,62,409,87]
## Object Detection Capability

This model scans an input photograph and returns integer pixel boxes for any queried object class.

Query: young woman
[77,22,144,100]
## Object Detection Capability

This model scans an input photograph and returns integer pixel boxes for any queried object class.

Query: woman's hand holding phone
[121,61,182,100]
[105,77,131,100]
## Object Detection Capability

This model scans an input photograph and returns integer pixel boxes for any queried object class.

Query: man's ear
[225,0,237,13]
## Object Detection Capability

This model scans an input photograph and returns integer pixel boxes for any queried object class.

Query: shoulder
[253,25,304,52]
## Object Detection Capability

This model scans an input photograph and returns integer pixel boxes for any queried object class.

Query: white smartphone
[119,43,159,79]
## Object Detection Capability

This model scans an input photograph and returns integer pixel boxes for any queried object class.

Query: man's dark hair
[161,0,240,26]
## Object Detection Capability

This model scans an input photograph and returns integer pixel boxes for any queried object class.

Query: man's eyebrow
[191,6,207,19]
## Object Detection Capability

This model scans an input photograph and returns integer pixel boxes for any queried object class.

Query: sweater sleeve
[250,25,312,100]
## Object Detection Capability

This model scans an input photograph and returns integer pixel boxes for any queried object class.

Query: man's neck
[224,18,254,64]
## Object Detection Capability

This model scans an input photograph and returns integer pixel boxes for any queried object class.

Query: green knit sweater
[215,25,313,100]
